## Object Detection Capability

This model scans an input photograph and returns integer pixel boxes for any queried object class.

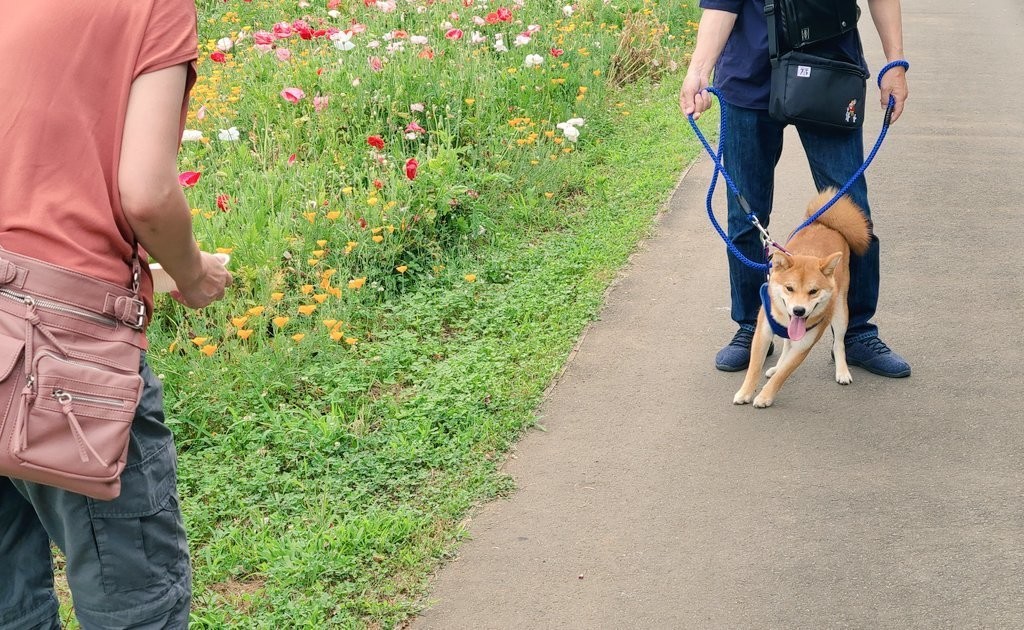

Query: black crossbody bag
[766,0,869,130]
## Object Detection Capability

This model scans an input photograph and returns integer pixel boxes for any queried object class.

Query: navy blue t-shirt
[700,0,867,109]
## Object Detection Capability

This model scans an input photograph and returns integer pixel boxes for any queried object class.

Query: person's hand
[879,65,908,123]
[680,70,713,120]
[170,252,232,309]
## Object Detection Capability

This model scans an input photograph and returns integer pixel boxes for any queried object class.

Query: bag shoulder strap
[764,0,781,64]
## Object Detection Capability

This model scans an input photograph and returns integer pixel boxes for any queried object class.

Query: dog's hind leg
[734,312,775,405]
[831,293,853,385]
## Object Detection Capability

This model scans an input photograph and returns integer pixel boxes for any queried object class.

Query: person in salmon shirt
[0,1,230,628]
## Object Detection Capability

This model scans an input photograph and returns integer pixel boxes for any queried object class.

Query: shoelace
[858,336,892,354]
[729,327,755,348]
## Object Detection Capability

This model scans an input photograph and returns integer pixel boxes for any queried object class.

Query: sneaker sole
[847,359,911,378]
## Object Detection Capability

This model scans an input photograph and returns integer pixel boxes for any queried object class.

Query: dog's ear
[820,252,843,277]
[771,251,791,270]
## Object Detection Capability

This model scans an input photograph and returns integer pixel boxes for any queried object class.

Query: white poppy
[218,127,241,141]
[181,129,204,142]
[331,31,356,51]
[523,54,544,68]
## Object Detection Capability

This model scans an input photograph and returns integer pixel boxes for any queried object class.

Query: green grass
[57,0,715,626]
[169,76,704,628]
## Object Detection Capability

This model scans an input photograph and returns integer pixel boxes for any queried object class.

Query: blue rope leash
[687,60,909,273]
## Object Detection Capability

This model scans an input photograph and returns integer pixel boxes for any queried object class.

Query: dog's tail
[806,187,871,255]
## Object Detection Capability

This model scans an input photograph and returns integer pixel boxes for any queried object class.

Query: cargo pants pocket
[86,437,188,596]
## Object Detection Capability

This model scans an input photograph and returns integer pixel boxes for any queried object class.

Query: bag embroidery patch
[796,66,811,78]
[845,99,858,123]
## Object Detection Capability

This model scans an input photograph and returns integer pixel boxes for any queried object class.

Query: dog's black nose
[792,306,806,317]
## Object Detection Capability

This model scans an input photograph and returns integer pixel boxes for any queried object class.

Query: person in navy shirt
[681,0,911,377]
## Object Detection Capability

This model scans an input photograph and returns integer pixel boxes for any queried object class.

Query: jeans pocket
[87,439,187,595]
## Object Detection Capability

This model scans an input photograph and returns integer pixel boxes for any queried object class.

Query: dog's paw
[753,394,774,408]
[765,365,778,378]
[835,368,853,385]
[733,390,754,405]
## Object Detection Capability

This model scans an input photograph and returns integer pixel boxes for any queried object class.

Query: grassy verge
[170,74,703,627]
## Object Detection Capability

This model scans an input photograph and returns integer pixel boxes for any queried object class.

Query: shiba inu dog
[733,188,871,408]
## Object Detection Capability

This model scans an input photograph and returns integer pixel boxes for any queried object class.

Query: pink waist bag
[0,247,147,500]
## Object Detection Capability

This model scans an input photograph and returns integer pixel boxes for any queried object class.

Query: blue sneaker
[845,335,911,378]
[715,325,774,372]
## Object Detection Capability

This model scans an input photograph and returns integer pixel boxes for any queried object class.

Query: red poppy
[550,47,564,58]
[367,135,385,149]
[210,51,226,63]
[496,6,513,21]
[373,179,383,189]
[178,171,201,188]
[405,157,419,180]
[216,194,230,211]
[445,28,464,40]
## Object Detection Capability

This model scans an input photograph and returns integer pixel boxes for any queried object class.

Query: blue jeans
[721,101,880,341]
[0,357,191,630]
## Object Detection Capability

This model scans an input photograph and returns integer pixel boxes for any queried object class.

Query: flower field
[131,0,703,626]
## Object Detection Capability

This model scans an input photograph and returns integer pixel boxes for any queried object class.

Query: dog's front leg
[753,329,824,408]
[733,312,774,405]
[831,292,852,385]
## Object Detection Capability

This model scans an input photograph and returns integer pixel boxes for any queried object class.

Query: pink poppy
[280,87,305,103]
[313,95,329,112]
[276,48,292,62]
[496,6,513,21]
[178,171,201,188]
[272,22,293,39]
[445,28,464,40]
[253,31,274,46]
[368,56,383,72]
[405,121,425,134]
[288,154,298,166]
[550,47,564,57]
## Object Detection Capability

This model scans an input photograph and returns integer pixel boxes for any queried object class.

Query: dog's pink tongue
[788,316,807,341]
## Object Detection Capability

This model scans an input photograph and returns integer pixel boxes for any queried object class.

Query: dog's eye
[785,286,794,292]
[808,289,819,296]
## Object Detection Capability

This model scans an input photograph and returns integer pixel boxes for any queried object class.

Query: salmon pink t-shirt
[0,0,199,319]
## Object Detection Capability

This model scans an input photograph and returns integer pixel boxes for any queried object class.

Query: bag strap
[764,0,781,65]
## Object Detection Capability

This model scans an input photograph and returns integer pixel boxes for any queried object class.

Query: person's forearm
[866,0,905,61]
[122,187,204,286]
[687,9,739,78]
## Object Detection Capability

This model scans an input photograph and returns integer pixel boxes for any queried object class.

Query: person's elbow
[119,173,180,228]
